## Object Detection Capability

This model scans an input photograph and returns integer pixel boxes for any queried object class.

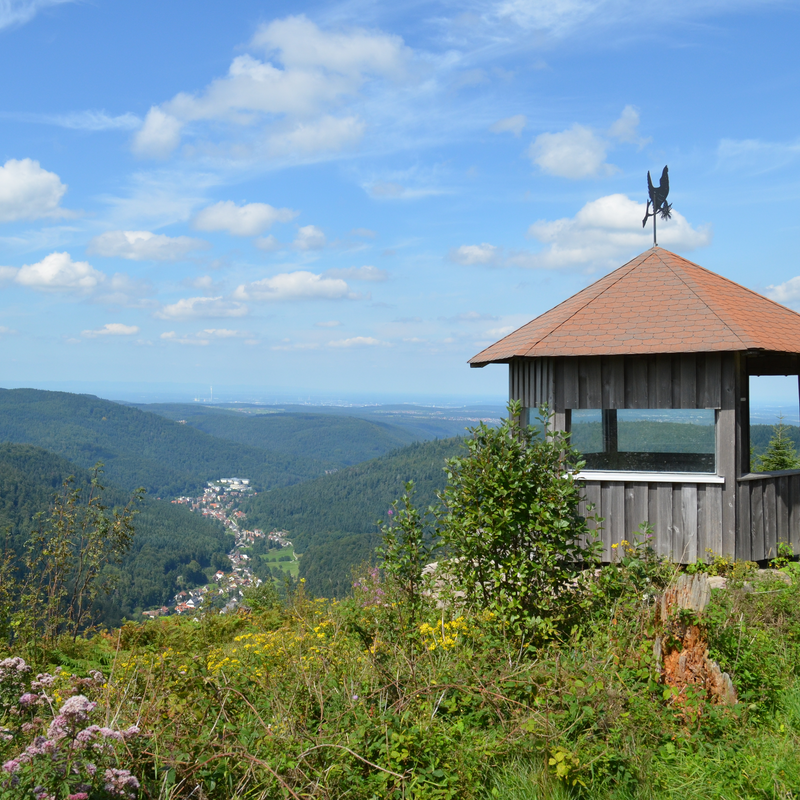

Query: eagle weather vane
[641,165,672,247]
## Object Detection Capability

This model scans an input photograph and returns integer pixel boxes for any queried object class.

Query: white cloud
[449,243,501,266]
[516,193,712,270]
[0,110,141,131]
[315,320,341,327]
[0,0,73,31]
[132,15,411,160]
[94,272,155,307]
[0,158,69,222]
[324,265,387,281]
[156,296,248,319]
[529,124,613,179]
[254,235,282,252]
[0,326,16,334]
[327,336,386,348]
[193,200,298,236]
[132,107,183,159]
[351,228,376,238]
[608,105,642,144]
[9,252,104,292]
[766,277,800,308]
[234,270,352,301]
[369,181,406,198]
[293,225,326,250]
[265,116,365,158]
[200,328,246,338]
[489,114,526,136]
[271,339,320,351]
[87,230,210,261]
[717,137,800,172]
[443,311,499,323]
[160,331,210,346]
[82,323,140,338]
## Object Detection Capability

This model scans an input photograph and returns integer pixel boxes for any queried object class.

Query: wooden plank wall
[509,353,725,410]
[577,481,724,563]
[738,474,800,561]
[509,353,738,563]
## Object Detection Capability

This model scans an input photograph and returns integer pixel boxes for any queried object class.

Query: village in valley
[141,477,295,619]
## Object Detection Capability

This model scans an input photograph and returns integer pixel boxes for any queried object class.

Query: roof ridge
[660,254,751,350]
[519,253,645,355]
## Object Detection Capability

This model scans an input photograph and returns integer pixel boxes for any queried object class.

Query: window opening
[748,375,800,472]
[570,408,716,473]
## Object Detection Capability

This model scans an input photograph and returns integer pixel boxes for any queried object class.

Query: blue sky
[0,0,799,404]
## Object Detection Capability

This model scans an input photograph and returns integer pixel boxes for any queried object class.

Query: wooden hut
[470,246,800,563]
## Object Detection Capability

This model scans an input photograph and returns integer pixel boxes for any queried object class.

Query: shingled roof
[470,247,800,366]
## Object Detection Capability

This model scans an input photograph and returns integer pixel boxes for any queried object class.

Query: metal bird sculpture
[642,165,673,246]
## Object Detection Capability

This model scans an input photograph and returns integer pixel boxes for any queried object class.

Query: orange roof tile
[470,247,800,365]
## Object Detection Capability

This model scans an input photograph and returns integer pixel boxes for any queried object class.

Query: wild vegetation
[1,406,799,798]
[0,443,232,627]
[243,438,465,597]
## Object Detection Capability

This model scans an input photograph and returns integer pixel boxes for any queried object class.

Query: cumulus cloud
[766,277,800,308]
[2,252,105,292]
[324,265,387,281]
[132,15,411,160]
[529,124,613,179]
[254,235,282,251]
[132,107,183,159]
[608,105,644,144]
[156,296,248,319]
[528,107,643,179]
[327,336,386,348]
[489,114,526,136]
[442,311,499,323]
[0,158,69,222]
[516,193,711,270]
[448,243,501,266]
[265,116,365,158]
[87,230,210,261]
[234,270,352,301]
[82,323,140,338]
[293,225,326,250]
[193,200,297,236]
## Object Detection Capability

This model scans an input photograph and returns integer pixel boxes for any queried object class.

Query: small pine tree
[757,418,800,472]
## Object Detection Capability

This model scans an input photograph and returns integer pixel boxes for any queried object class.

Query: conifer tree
[757,418,800,471]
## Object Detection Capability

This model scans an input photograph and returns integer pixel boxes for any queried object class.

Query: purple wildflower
[19,692,40,707]
[104,768,140,798]
[2,759,20,773]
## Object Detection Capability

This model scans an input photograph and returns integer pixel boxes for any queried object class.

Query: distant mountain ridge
[130,402,418,466]
[0,388,330,497]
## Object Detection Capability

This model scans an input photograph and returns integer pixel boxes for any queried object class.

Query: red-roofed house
[471,247,800,563]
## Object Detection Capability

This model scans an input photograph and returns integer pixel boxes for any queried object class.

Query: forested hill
[243,437,465,597]
[0,442,231,626]
[131,403,417,466]
[0,388,330,496]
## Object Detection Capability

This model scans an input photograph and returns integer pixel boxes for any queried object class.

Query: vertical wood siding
[738,473,800,561]
[509,353,725,410]
[510,354,736,563]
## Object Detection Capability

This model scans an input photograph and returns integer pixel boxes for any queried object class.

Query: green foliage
[0,387,328,496]
[750,421,800,466]
[0,465,139,659]
[438,402,600,635]
[377,482,436,625]
[0,443,232,627]
[755,418,800,472]
[135,404,419,466]
[244,437,465,597]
